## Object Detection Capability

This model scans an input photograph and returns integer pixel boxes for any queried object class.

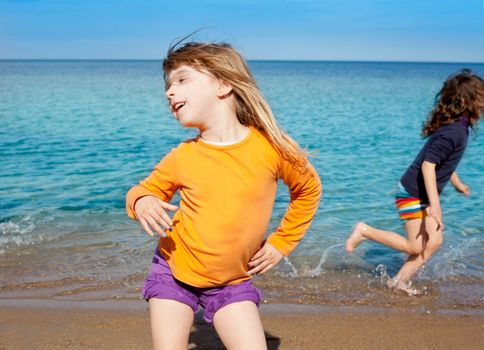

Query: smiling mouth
[173,102,186,112]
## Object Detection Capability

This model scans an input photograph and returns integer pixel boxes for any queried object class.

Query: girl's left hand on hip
[247,242,284,275]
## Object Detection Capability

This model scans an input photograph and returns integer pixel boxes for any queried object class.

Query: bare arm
[421,161,444,230]
[450,171,471,196]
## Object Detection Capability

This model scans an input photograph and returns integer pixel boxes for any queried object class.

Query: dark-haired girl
[346,69,484,295]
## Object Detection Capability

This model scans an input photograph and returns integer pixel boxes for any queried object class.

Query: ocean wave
[0,217,39,253]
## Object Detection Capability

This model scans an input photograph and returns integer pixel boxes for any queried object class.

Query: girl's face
[165,65,227,128]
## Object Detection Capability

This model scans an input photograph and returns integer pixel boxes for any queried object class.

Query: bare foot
[345,222,368,253]
[386,278,421,296]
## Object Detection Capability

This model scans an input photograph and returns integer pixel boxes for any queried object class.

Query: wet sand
[0,299,482,350]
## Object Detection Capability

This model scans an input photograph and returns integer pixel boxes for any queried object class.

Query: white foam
[0,217,38,252]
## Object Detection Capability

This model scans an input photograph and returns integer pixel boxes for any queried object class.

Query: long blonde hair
[162,41,307,169]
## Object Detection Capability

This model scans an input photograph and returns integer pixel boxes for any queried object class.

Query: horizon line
[1,58,484,65]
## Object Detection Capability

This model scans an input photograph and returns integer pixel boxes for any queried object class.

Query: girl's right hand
[455,183,471,197]
[134,196,178,237]
[427,204,444,231]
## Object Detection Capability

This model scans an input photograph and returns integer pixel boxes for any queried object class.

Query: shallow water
[1,60,483,310]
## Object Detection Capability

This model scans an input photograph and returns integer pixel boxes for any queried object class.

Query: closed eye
[168,76,189,86]
[166,69,192,90]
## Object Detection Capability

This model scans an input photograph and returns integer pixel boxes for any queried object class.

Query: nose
[165,84,174,99]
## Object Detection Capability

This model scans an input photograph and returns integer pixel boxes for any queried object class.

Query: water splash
[386,277,426,296]
[275,257,298,277]
[372,264,430,296]
[372,264,391,285]
[422,237,484,281]
[307,243,345,277]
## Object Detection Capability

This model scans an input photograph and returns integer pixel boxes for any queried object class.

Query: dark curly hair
[422,69,484,137]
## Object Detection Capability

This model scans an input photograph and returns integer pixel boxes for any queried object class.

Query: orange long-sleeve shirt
[126,127,322,287]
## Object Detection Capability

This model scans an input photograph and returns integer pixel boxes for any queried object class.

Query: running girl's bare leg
[149,298,194,350]
[346,220,426,256]
[213,301,267,350]
[393,216,443,285]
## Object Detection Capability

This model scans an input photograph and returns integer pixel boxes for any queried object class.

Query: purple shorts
[142,249,262,323]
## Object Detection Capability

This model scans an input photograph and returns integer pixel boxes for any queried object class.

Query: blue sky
[1,0,483,61]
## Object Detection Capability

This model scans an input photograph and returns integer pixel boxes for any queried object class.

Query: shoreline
[0,297,483,316]
[0,299,482,349]
[2,268,483,314]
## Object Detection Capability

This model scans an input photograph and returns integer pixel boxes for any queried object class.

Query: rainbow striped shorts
[395,182,428,221]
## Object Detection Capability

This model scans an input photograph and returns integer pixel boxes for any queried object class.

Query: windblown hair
[162,40,307,169]
[422,69,484,137]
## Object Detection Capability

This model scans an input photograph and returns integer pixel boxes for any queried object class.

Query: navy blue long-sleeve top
[400,117,470,202]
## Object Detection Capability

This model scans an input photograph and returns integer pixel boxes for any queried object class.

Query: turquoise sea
[1,60,483,311]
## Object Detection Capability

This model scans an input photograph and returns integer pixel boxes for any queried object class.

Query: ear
[217,80,233,98]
